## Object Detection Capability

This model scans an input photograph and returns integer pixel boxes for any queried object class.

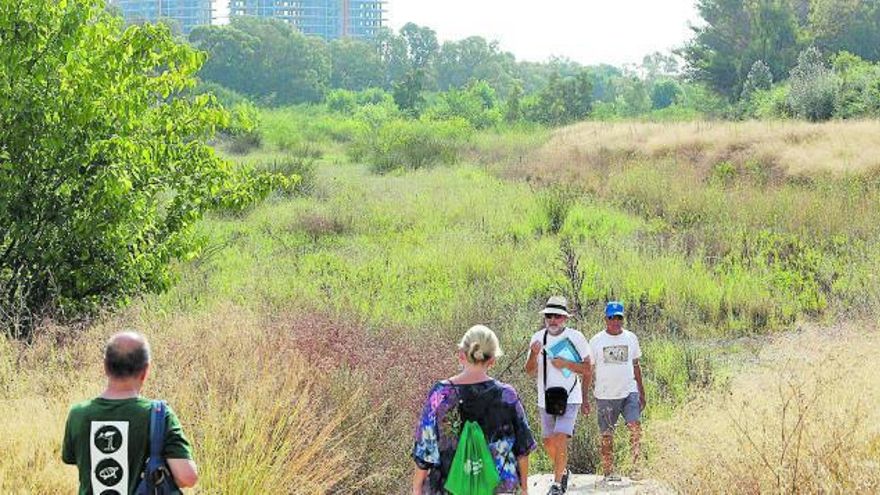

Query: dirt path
[527,473,670,494]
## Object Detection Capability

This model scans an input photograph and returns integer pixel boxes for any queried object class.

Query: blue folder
[546,337,583,378]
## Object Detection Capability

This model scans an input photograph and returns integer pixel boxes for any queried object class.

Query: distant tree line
[188,0,880,124]
[189,18,725,123]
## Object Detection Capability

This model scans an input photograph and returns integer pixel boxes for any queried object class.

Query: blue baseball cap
[605,301,624,318]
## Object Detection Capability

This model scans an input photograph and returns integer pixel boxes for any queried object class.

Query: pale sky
[387,0,701,67]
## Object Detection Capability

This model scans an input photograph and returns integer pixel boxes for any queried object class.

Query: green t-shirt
[61,397,193,495]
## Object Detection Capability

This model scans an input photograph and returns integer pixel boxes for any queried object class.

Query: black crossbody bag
[543,329,578,416]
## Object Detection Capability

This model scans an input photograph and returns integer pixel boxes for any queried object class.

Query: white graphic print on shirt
[90,421,129,493]
[603,345,629,364]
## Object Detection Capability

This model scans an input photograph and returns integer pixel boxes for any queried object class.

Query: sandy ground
[527,473,670,494]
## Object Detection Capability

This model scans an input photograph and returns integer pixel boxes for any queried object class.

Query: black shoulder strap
[542,330,548,392]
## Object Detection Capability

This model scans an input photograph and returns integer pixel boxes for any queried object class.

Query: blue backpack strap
[149,400,167,464]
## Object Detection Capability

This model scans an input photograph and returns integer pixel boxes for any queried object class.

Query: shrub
[192,81,250,108]
[424,81,503,130]
[325,89,358,114]
[650,79,683,110]
[788,47,838,122]
[224,102,263,154]
[354,117,474,173]
[253,153,317,196]
[832,51,880,119]
[740,60,773,101]
[751,85,792,119]
[538,186,579,235]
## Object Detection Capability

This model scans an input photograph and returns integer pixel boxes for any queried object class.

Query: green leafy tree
[525,70,593,124]
[190,17,331,105]
[641,51,681,81]
[787,47,837,121]
[374,27,409,89]
[651,79,683,109]
[436,36,518,95]
[832,52,880,118]
[570,70,594,119]
[586,64,624,102]
[505,82,524,123]
[329,37,384,90]
[393,69,426,116]
[424,81,502,129]
[617,76,651,116]
[0,0,283,334]
[740,60,773,100]
[683,0,800,100]
[810,0,880,62]
[399,22,439,71]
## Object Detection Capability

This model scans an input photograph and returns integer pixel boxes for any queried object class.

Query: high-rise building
[110,0,214,34]
[229,0,386,40]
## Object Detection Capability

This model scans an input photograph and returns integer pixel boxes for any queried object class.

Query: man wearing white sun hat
[524,296,591,495]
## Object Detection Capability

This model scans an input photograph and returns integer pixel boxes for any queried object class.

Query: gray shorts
[596,392,641,433]
[539,404,579,438]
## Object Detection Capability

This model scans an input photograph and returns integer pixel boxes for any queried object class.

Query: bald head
[104,331,151,379]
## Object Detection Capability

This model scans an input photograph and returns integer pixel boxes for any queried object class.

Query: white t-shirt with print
[589,329,642,400]
[529,327,592,408]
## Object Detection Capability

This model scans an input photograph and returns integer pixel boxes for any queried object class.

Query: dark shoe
[547,482,563,495]
[560,469,570,493]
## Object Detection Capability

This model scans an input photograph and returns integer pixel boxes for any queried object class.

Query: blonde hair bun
[459,325,503,364]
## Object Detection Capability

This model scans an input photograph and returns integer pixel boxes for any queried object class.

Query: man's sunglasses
[606,315,624,321]
[544,314,566,320]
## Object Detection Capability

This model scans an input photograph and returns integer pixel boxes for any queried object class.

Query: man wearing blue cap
[587,301,646,481]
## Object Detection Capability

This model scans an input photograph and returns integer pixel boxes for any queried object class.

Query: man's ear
[139,362,151,383]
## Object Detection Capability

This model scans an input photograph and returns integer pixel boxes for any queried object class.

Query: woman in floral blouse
[412,325,537,494]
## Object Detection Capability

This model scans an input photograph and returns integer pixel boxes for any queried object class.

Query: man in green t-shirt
[62,331,198,494]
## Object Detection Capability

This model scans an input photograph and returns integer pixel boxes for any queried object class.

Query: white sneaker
[547,482,564,495]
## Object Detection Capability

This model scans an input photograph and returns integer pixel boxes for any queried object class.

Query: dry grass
[649,323,880,493]
[514,120,880,183]
[0,306,372,494]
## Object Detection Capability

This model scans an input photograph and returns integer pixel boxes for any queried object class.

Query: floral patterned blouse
[412,379,537,494]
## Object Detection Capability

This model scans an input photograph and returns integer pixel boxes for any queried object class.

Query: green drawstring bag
[444,420,500,495]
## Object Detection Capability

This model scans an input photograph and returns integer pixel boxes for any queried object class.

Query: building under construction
[230,0,386,40]
[110,0,214,34]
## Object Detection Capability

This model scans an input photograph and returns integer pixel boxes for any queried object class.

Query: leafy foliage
[190,17,331,105]
[740,60,773,100]
[683,0,800,99]
[524,70,594,125]
[423,81,502,129]
[0,0,286,334]
[787,47,837,121]
[651,79,683,110]
[351,117,473,173]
